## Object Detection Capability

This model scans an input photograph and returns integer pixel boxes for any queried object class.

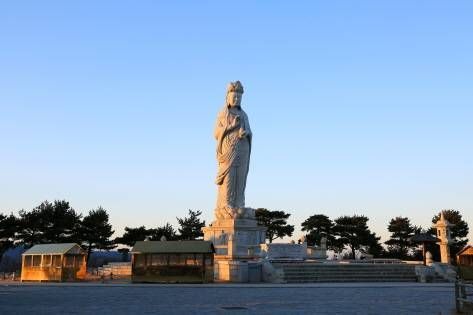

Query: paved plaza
[0,283,456,314]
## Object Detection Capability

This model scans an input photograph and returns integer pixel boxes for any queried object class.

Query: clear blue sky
[1,1,472,242]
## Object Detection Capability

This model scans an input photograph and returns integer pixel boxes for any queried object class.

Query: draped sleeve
[214,108,226,141]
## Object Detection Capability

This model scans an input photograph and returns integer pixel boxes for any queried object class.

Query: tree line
[0,200,205,265]
[1,200,469,264]
[299,210,469,260]
[253,208,469,260]
[256,209,382,258]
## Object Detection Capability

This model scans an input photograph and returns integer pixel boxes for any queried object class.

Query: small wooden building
[457,245,473,266]
[21,243,87,282]
[131,241,214,283]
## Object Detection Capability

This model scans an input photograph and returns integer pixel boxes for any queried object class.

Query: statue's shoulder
[217,107,228,118]
[239,108,249,120]
[240,108,248,117]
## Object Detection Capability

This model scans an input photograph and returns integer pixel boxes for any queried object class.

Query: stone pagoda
[433,211,455,264]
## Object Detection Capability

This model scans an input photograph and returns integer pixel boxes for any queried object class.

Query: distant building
[457,245,473,266]
[131,240,214,283]
[98,262,131,277]
[21,243,87,282]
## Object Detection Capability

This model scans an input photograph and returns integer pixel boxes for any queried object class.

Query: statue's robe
[214,106,252,218]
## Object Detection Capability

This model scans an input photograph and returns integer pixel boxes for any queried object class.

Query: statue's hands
[238,128,247,138]
[231,115,240,128]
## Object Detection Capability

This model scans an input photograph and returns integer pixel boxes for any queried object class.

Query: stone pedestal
[214,260,249,282]
[203,218,266,282]
[306,246,328,259]
[203,218,266,258]
[260,243,307,260]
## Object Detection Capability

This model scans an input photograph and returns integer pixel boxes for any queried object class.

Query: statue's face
[227,91,242,108]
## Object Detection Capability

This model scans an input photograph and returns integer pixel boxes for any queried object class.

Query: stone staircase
[272,262,420,283]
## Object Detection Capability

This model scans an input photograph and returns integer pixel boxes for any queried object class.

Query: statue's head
[226,81,244,108]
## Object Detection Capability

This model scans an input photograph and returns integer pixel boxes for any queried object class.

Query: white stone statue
[204,82,267,280]
[214,81,252,219]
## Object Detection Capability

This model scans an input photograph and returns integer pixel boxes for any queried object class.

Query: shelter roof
[410,233,439,243]
[23,243,84,255]
[457,245,473,256]
[131,241,215,254]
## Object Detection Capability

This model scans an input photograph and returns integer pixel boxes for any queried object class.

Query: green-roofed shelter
[21,243,87,282]
[131,240,214,283]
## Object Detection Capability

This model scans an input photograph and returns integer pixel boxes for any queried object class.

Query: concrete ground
[0,282,456,314]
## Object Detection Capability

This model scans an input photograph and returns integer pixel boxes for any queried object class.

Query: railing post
[455,281,461,312]
[460,283,466,300]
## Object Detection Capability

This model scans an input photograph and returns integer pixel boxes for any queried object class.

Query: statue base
[202,217,266,282]
[203,218,266,258]
[213,259,263,282]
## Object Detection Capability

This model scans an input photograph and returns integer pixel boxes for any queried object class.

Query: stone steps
[283,276,417,280]
[274,263,420,283]
[284,278,417,283]
[284,267,413,272]
[283,270,416,274]
[276,264,414,268]
[284,271,414,277]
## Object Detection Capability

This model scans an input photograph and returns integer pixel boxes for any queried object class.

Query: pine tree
[115,226,152,247]
[150,223,178,241]
[385,216,416,259]
[0,213,18,264]
[333,215,381,259]
[255,208,295,243]
[301,214,334,247]
[80,207,115,263]
[17,200,82,246]
[176,210,205,240]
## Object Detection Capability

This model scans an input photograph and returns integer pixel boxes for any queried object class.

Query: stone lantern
[433,211,455,264]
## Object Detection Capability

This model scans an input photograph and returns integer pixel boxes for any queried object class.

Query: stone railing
[456,281,473,313]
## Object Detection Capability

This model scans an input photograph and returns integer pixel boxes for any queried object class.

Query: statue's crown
[227,81,244,94]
